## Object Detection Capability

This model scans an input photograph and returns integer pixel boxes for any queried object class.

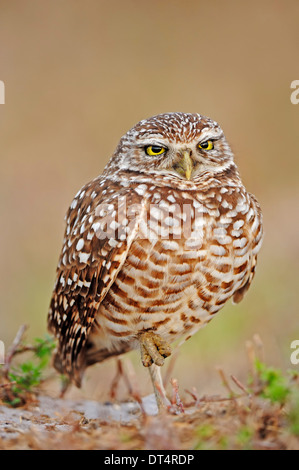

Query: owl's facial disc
[122,118,233,181]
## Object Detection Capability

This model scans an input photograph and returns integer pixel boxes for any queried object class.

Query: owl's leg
[139,331,172,409]
[109,358,124,400]
[148,363,171,409]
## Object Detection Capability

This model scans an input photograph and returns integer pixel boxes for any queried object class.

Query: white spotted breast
[96,183,262,346]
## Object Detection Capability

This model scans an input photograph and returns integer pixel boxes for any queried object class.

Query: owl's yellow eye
[145,145,166,156]
[198,140,214,151]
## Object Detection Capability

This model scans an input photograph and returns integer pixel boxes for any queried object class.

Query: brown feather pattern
[48,113,263,385]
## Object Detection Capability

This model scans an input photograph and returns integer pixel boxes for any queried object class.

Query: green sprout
[2,335,55,407]
[253,359,290,405]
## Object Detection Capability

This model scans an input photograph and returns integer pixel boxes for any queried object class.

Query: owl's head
[107,112,236,183]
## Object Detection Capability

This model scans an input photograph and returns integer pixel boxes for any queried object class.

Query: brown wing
[48,176,147,385]
[232,191,263,304]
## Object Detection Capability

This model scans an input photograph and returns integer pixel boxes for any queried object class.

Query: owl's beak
[172,150,194,180]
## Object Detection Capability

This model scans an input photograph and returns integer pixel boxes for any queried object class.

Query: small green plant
[0,334,55,407]
[253,359,290,405]
[193,424,216,450]
[236,426,254,450]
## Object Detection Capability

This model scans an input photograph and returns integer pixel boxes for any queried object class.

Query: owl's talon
[139,331,171,368]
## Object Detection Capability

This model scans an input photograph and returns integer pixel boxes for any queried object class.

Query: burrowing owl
[48,112,263,404]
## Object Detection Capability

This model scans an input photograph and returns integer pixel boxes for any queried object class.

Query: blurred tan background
[0,0,298,400]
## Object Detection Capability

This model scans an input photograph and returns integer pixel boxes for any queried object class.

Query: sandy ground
[1,392,298,450]
[0,394,157,441]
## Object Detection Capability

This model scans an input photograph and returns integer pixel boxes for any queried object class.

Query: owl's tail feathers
[52,349,85,388]
[52,341,132,388]
[85,340,132,368]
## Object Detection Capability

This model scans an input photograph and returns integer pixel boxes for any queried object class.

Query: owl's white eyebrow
[198,129,223,142]
[137,141,168,149]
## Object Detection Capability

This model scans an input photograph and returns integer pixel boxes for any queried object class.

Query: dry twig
[2,324,28,380]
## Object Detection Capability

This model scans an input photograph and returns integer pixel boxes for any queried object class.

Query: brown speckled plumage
[48,112,263,387]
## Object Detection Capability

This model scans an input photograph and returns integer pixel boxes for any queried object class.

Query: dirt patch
[0,393,298,450]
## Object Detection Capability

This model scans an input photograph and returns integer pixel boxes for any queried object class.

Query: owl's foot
[139,331,172,367]
[139,332,172,410]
